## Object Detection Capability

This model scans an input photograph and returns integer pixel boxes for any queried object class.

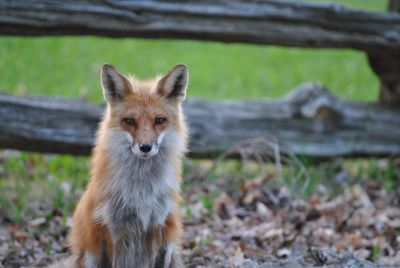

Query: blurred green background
[0,0,387,102]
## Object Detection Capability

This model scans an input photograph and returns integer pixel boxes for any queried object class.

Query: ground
[0,152,399,267]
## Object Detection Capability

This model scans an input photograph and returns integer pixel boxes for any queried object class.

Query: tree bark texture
[0,0,399,52]
[367,0,400,104]
[1,83,400,158]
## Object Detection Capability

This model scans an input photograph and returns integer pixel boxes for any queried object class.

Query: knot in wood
[300,95,342,122]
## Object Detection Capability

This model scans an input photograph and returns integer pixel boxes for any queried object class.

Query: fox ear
[101,64,131,103]
[157,64,188,102]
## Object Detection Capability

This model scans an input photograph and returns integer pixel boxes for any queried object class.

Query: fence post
[367,0,400,104]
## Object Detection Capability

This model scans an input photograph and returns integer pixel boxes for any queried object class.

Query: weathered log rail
[1,83,400,158]
[0,0,399,52]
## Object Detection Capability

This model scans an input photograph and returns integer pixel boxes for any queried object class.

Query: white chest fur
[94,149,179,235]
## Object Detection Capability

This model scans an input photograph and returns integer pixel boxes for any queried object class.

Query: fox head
[100,64,188,159]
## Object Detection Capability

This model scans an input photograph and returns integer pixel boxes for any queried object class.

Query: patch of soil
[1,179,400,267]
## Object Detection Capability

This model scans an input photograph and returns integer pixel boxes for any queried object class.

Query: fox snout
[139,144,152,153]
[125,132,166,159]
[132,142,159,159]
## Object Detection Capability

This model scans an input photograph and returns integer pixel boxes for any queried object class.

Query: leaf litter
[0,152,399,267]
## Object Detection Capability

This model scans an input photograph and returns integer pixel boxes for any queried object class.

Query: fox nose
[139,144,152,153]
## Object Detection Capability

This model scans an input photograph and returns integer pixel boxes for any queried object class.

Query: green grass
[0,38,380,102]
[0,152,89,224]
[303,0,386,11]
[0,0,387,102]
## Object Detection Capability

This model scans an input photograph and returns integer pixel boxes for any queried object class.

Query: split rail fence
[0,0,399,158]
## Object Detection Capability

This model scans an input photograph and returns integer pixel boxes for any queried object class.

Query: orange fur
[67,64,188,267]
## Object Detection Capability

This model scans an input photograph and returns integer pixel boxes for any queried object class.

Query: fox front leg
[154,244,183,268]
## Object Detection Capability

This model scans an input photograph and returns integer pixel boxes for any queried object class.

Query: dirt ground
[1,172,400,267]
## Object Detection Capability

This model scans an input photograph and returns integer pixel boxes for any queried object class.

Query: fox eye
[155,116,166,125]
[124,118,135,126]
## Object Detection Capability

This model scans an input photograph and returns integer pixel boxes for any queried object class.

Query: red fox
[55,64,189,267]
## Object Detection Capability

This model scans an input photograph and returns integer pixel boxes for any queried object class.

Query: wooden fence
[0,0,399,158]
